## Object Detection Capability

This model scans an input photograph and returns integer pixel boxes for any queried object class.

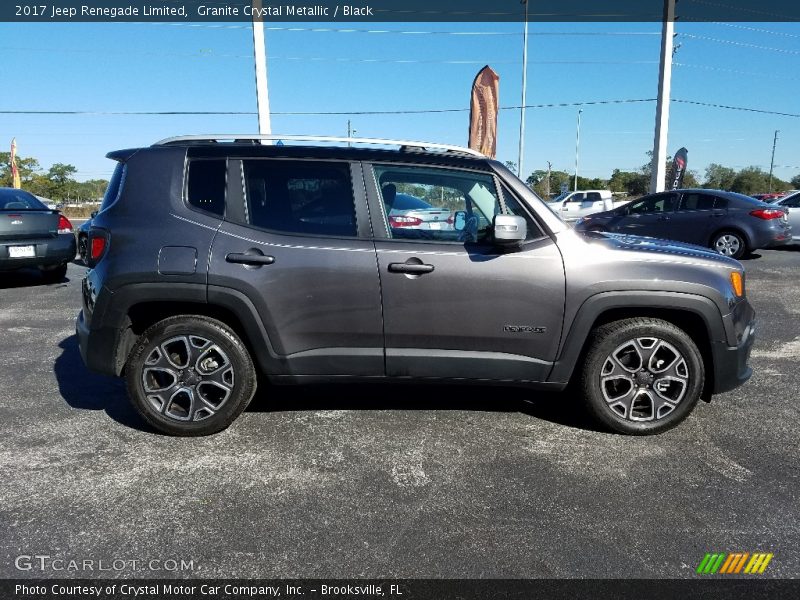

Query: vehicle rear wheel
[580,317,704,435]
[711,230,747,259]
[78,234,88,264]
[125,316,257,436]
[40,262,68,282]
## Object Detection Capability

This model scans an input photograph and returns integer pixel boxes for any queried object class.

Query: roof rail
[153,134,485,157]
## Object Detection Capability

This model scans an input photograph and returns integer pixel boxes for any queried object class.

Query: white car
[549,190,615,222]
[772,192,800,243]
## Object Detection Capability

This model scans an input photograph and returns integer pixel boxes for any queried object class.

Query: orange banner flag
[468,66,500,159]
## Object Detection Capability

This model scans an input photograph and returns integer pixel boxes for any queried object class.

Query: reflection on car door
[365,163,566,382]
[663,192,721,245]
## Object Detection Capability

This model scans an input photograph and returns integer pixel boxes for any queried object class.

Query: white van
[549,190,614,222]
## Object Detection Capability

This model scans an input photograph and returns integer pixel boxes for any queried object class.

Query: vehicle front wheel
[580,317,705,435]
[711,230,747,259]
[125,316,257,436]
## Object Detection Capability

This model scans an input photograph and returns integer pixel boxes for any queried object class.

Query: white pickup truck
[549,190,617,222]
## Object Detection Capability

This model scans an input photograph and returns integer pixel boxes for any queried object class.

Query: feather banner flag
[468,66,500,158]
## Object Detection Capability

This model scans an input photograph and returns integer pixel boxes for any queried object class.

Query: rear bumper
[76,308,122,377]
[0,233,76,270]
[711,311,756,395]
[750,223,792,249]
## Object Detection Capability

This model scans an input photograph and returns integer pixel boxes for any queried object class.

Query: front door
[615,192,678,239]
[208,158,384,376]
[365,163,566,382]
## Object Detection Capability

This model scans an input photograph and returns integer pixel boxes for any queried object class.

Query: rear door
[366,162,566,382]
[664,192,720,245]
[208,158,384,376]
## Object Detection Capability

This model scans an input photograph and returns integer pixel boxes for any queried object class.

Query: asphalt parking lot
[1,248,798,579]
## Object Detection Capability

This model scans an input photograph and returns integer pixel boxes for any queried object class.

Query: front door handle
[226,252,275,266]
[388,262,435,275]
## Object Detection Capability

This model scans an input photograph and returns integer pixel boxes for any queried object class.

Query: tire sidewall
[125,317,256,436]
[583,320,704,435]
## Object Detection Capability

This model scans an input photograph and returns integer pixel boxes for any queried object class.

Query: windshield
[0,189,47,210]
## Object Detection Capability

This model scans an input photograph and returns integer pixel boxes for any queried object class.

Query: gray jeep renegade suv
[76,135,756,436]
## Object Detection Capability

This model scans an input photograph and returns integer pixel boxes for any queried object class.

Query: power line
[685,0,800,21]
[710,22,800,39]
[678,33,800,56]
[675,61,800,82]
[4,98,799,118]
[0,98,658,117]
[672,99,800,118]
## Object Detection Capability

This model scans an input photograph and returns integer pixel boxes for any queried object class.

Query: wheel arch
[550,292,726,399]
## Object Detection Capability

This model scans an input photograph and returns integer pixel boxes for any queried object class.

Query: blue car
[575,189,791,259]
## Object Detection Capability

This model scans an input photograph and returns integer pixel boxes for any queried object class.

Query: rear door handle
[388,262,435,275]
[226,252,275,266]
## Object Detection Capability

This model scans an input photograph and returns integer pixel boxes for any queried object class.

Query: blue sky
[1,20,798,185]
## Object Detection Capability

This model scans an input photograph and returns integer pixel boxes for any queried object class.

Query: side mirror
[493,214,527,248]
[453,210,467,231]
[90,211,98,218]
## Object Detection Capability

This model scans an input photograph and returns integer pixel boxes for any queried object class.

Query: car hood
[563,229,741,270]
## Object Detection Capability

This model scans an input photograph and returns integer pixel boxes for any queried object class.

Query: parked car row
[574,189,791,259]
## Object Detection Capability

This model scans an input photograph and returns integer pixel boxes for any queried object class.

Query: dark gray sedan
[575,189,791,259]
[0,188,76,281]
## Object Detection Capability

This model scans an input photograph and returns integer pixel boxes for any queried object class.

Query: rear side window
[243,160,356,237]
[100,162,126,212]
[679,193,715,211]
[187,160,226,216]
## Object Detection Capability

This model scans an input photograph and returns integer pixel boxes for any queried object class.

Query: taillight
[446,214,455,225]
[87,230,109,267]
[389,215,423,228]
[749,208,784,220]
[57,214,73,233]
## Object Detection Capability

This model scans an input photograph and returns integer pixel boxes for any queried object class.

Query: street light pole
[252,0,272,138]
[574,108,583,191]
[768,129,779,193]
[517,0,529,178]
[650,0,676,193]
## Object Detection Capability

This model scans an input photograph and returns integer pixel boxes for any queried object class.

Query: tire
[711,230,747,259]
[580,317,705,435]
[41,262,68,282]
[125,316,257,436]
[78,234,88,264]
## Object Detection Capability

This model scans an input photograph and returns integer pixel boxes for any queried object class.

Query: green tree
[791,174,800,189]
[608,169,648,196]
[703,163,737,190]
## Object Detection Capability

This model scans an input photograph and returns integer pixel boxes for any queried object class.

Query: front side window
[243,160,357,237]
[627,193,677,215]
[374,165,501,243]
[187,159,226,216]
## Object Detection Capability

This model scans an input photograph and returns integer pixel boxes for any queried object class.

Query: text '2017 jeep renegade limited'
[76,135,756,436]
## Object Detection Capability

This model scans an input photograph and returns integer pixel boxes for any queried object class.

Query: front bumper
[711,314,756,394]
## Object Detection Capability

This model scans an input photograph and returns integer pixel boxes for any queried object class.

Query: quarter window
[187,160,226,216]
[243,161,357,237]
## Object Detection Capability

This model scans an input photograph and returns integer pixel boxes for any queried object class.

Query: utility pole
[649,0,676,193]
[347,120,357,146]
[768,129,779,193]
[545,161,552,198]
[252,0,272,138]
[574,108,583,191]
[517,0,529,177]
